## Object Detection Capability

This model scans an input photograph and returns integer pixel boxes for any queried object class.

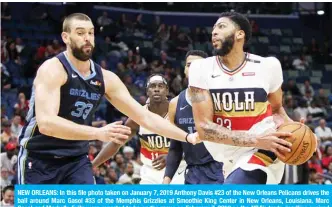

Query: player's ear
[236,30,245,41]
[61,32,69,44]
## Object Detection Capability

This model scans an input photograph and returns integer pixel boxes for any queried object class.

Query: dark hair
[2,185,14,194]
[185,50,208,59]
[63,13,92,32]
[324,144,332,154]
[219,12,251,44]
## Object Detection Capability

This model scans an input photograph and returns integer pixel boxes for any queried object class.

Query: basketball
[276,122,317,165]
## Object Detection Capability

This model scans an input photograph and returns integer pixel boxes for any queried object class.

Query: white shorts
[140,161,186,184]
[203,117,285,184]
[203,142,285,184]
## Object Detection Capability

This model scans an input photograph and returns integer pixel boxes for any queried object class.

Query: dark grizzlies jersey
[18,52,105,157]
[174,89,214,165]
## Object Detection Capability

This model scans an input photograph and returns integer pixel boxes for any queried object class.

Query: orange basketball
[276,122,317,165]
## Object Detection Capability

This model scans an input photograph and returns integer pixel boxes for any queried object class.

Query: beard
[70,39,94,61]
[213,32,235,57]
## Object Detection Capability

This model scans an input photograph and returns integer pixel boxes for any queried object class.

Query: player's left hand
[152,154,167,170]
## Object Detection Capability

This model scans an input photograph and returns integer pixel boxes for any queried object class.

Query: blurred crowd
[1,2,332,204]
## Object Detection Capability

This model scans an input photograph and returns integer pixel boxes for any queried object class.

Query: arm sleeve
[188,59,208,90]
[164,139,183,179]
[268,57,284,93]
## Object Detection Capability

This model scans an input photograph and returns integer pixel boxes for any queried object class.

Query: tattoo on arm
[190,87,206,103]
[201,122,256,147]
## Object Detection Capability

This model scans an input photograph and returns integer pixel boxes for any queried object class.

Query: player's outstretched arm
[35,58,130,143]
[163,96,183,184]
[103,70,198,144]
[92,118,139,168]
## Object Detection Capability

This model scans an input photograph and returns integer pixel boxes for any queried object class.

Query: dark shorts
[224,168,267,184]
[17,147,94,184]
[185,161,224,184]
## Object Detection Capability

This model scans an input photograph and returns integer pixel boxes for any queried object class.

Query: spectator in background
[123,146,141,176]
[300,80,315,96]
[138,95,147,105]
[314,88,330,110]
[97,11,113,27]
[10,114,22,139]
[322,145,332,170]
[282,79,302,97]
[52,39,63,54]
[293,99,309,122]
[117,162,140,184]
[111,153,126,178]
[6,41,18,61]
[292,54,309,70]
[308,38,320,55]
[114,63,128,82]
[1,185,14,206]
[151,51,172,74]
[44,44,55,59]
[303,90,313,106]
[0,168,11,189]
[124,50,135,68]
[106,167,118,184]
[174,32,192,58]
[315,119,332,147]
[154,24,170,50]
[309,152,323,174]
[134,53,147,72]
[123,75,143,97]
[151,15,161,32]
[284,96,295,120]
[15,38,25,54]
[0,142,17,177]
[280,55,293,70]
[13,93,29,117]
[134,14,145,31]
[119,13,133,32]
[100,60,108,70]
[308,168,323,184]
[123,146,135,162]
[1,2,11,20]
[308,101,327,122]
[169,25,179,41]
[1,121,13,145]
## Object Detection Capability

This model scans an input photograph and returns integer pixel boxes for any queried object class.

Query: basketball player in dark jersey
[163,50,224,184]
[17,13,199,184]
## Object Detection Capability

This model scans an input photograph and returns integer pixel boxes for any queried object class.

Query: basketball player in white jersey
[188,12,297,184]
[92,74,185,184]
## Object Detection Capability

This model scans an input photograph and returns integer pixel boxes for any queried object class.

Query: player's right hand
[97,121,131,144]
[255,132,293,160]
